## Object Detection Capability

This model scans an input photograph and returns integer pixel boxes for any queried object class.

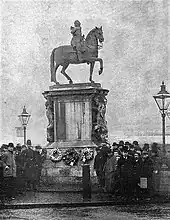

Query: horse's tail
[50,48,56,82]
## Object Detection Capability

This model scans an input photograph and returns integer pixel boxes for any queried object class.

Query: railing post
[82,164,91,200]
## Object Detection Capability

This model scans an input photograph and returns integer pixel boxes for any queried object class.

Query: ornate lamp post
[18,106,31,145]
[153,81,170,155]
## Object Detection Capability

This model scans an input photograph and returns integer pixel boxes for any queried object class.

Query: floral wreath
[50,148,62,163]
[62,148,80,166]
[80,148,94,163]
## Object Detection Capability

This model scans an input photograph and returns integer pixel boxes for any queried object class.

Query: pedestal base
[41,140,98,185]
[42,82,109,186]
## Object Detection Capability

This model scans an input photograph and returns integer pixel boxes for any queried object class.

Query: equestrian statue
[50,20,104,84]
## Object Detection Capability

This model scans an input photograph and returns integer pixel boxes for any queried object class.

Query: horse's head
[85,26,104,51]
[94,26,104,43]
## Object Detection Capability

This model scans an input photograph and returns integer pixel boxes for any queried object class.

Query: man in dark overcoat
[103,150,117,193]
[150,150,161,195]
[2,143,16,200]
[140,150,154,198]
[133,152,142,198]
[117,146,135,198]
[22,140,36,190]
[94,147,107,188]
[34,145,42,187]
[15,144,27,194]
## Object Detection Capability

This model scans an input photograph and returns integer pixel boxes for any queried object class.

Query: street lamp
[18,106,31,145]
[153,81,170,155]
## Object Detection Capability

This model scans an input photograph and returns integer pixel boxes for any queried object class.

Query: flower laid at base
[50,148,62,162]
[62,148,80,166]
[80,148,94,163]
[50,147,95,166]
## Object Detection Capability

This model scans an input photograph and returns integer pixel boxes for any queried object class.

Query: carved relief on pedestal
[45,97,54,142]
[91,92,108,145]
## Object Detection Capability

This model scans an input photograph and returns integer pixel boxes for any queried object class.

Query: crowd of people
[94,140,161,200]
[0,138,162,202]
[0,140,46,201]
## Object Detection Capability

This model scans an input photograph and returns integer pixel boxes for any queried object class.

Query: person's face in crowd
[112,146,118,151]
[122,151,128,157]
[114,151,119,157]
[142,153,149,159]
[3,148,8,153]
[119,146,123,151]
[8,146,13,152]
[130,146,135,151]
[125,143,130,148]
[114,151,120,160]
[17,148,21,153]
[21,146,26,152]
[136,150,141,155]
[16,143,21,148]
[112,143,117,149]
[101,134,106,141]
[134,153,139,160]
[107,152,113,158]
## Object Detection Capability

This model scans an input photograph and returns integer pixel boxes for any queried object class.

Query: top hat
[119,140,124,146]
[133,141,139,145]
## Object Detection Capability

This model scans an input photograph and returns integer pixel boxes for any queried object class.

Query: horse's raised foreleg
[87,57,103,76]
[61,63,73,84]
[89,62,95,83]
[96,58,103,75]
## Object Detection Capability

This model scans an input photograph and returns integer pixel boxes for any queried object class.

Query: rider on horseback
[70,20,85,62]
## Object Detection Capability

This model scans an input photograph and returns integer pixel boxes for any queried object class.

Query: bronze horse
[50,26,104,84]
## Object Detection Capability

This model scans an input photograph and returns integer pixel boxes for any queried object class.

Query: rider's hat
[74,20,81,26]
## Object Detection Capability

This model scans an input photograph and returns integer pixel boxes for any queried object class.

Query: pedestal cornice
[43,83,109,98]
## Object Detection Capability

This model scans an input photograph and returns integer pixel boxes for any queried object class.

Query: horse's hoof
[99,68,103,75]
[69,80,73,84]
[52,80,60,85]
[51,80,59,85]
[90,80,95,84]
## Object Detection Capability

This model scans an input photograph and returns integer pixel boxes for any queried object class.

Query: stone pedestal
[41,83,109,185]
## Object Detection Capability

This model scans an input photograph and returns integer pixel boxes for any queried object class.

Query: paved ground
[37,183,100,192]
[1,204,170,220]
[1,184,170,219]
[1,191,123,208]
[1,190,169,207]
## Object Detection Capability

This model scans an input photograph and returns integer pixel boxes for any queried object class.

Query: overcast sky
[1,0,170,146]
